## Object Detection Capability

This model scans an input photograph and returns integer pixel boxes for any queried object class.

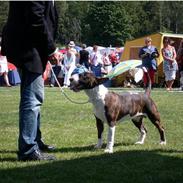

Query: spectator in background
[68,41,79,64]
[102,52,112,74]
[109,51,119,67]
[161,38,178,91]
[63,44,76,87]
[1,1,58,161]
[139,37,159,88]
[90,45,103,77]
[79,44,90,69]
[68,41,77,55]
[0,45,11,87]
[176,39,183,90]
[49,52,63,87]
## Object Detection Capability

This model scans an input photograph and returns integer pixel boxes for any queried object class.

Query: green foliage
[0,1,8,33]
[1,1,183,46]
[86,2,133,46]
[55,1,183,46]
[56,1,90,45]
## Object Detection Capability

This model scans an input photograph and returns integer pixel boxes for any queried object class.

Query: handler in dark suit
[1,1,59,161]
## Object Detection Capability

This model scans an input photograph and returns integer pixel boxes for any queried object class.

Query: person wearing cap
[139,37,159,88]
[79,44,90,69]
[63,44,76,87]
[68,41,77,55]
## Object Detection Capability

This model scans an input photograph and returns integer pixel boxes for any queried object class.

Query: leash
[47,61,90,104]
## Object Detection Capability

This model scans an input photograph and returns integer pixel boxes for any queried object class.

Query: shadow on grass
[53,142,135,153]
[0,150,17,154]
[0,149,183,183]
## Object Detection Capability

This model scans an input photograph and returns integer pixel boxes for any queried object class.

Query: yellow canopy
[117,32,183,85]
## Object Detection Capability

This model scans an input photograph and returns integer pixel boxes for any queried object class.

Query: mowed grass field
[0,86,183,183]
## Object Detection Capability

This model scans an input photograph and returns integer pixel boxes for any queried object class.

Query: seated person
[49,52,63,87]
[0,46,11,87]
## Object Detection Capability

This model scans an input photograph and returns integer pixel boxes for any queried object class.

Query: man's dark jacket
[1,1,58,73]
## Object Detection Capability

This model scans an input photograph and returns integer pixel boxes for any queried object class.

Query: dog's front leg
[94,116,104,149]
[105,124,116,154]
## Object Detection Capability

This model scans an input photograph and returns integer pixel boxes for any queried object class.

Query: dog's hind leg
[94,116,104,149]
[105,122,116,153]
[132,117,147,145]
[147,111,166,145]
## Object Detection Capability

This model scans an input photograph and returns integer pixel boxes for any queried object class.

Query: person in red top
[109,51,119,67]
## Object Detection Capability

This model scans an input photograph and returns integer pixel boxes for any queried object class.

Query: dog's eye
[79,73,85,78]
[80,73,88,80]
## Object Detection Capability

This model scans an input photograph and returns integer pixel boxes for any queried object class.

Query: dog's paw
[94,144,102,149]
[104,148,113,154]
[135,141,144,145]
[160,141,166,145]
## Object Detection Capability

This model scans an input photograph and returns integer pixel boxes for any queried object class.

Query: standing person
[176,39,183,90]
[102,52,112,74]
[79,44,90,69]
[68,41,77,55]
[161,38,178,91]
[0,46,11,87]
[1,1,59,161]
[139,37,159,88]
[63,45,76,87]
[90,45,103,77]
[68,41,79,64]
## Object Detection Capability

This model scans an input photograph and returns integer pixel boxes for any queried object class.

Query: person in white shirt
[63,45,76,87]
[90,45,103,77]
[102,52,112,74]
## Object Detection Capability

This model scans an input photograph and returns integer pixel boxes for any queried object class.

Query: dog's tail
[142,67,151,97]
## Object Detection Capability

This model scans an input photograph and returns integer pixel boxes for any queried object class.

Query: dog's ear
[96,77,109,85]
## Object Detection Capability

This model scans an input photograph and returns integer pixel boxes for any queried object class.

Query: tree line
[1,1,183,47]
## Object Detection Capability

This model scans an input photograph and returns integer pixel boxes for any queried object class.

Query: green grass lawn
[0,86,183,183]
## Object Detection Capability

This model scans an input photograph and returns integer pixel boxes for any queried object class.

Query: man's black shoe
[39,143,56,152]
[18,150,56,161]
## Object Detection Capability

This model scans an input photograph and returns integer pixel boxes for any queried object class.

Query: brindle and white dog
[69,69,166,153]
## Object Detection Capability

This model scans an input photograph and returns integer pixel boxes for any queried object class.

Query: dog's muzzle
[69,75,81,92]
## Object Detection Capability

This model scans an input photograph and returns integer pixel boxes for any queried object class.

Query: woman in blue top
[139,37,159,88]
[161,38,178,91]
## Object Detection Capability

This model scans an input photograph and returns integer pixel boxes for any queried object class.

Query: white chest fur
[85,85,108,122]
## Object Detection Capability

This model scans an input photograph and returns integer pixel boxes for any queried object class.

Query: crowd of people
[48,37,183,91]
[1,35,183,91]
[48,41,121,88]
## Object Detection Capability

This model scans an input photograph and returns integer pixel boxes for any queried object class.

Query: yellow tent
[117,32,183,85]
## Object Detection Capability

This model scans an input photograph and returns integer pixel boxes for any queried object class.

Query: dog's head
[70,70,108,92]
